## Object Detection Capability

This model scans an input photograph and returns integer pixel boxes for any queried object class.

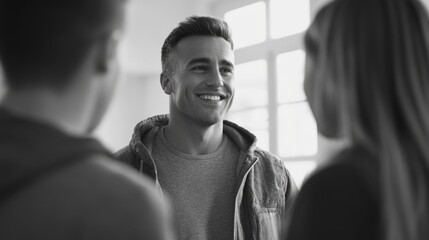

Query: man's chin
[197,113,225,126]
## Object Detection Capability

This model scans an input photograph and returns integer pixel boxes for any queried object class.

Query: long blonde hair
[305,0,429,239]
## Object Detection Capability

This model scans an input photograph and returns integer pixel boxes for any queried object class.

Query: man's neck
[164,117,224,155]
[1,89,89,137]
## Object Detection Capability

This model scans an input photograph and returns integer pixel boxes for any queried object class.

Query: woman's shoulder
[304,145,379,201]
[288,145,380,240]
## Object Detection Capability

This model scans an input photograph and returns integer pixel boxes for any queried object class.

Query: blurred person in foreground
[286,0,429,239]
[116,16,298,240]
[0,1,173,239]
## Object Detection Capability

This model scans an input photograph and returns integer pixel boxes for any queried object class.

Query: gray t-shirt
[152,127,239,240]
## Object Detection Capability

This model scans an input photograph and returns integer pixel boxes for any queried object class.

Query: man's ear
[95,33,119,74]
[160,72,172,95]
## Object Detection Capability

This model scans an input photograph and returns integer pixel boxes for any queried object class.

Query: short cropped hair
[161,16,234,72]
[0,0,125,89]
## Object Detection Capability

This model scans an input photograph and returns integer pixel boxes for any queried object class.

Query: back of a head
[161,16,234,72]
[305,0,429,239]
[0,0,125,89]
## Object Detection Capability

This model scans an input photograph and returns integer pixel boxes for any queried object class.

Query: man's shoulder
[0,155,171,240]
[58,156,169,230]
[251,148,298,189]
[54,155,155,199]
[114,114,168,164]
[115,145,134,160]
[78,156,173,239]
[114,145,140,169]
[253,148,285,169]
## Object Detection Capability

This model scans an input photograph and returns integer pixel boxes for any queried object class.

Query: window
[212,0,329,187]
[229,60,269,151]
[270,0,310,38]
[224,2,266,48]
[276,50,317,158]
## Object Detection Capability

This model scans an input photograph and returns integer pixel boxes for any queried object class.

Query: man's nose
[206,70,224,88]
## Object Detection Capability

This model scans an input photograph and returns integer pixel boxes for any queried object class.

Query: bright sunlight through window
[277,50,306,104]
[270,0,310,38]
[224,2,266,49]
[228,60,269,151]
[278,103,317,157]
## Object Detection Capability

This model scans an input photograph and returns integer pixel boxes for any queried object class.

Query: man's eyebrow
[187,58,211,66]
[186,58,234,69]
[220,59,234,69]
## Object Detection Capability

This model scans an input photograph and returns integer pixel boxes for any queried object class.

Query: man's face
[87,7,125,133]
[165,35,235,126]
[87,34,122,133]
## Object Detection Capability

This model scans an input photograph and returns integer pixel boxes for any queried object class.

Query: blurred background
[1,0,429,187]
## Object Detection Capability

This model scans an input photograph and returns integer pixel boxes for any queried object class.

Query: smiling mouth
[197,94,226,101]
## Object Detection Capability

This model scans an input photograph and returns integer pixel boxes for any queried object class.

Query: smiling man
[116,16,298,240]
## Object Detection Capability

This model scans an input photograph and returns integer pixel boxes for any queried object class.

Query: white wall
[120,0,212,75]
[121,0,205,74]
[95,73,168,150]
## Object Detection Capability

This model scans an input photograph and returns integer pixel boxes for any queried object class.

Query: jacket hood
[0,108,110,199]
[129,114,259,157]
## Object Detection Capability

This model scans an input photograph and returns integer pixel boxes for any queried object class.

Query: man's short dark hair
[0,0,125,89]
[161,16,234,72]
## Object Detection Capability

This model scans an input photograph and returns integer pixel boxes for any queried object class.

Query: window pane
[277,50,306,103]
[278,102,317,157]
[231,60,268,112]
[227,108,269,151]
[284,160,317,188]
[225,2,266,49]
[270,0,310,38]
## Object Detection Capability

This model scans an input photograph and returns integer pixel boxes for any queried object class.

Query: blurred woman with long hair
[286,0,429,239]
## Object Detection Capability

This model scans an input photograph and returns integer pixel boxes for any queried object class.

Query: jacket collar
[129,114,259,159]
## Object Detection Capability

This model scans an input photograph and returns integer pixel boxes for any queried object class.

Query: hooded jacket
[0,108,173,240]
[116,115,299,240]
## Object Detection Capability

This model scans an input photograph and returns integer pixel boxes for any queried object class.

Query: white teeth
[199,95,221,101]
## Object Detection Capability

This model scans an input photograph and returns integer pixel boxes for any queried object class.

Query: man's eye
[220,67,233,75]
[192,66,208,71]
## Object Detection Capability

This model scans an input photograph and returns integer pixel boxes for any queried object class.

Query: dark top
[287,145,381,240]
[0,108,173,240]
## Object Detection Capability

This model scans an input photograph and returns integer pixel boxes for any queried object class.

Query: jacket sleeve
[281,165,299,238]
[284,167,299,213]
